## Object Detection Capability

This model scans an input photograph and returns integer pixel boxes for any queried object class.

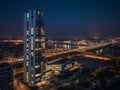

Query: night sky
[0,0,120,39]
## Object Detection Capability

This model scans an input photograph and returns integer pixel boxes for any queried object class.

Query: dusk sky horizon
[0,0,120,39]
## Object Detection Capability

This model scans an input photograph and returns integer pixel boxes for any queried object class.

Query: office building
[0,63,13,90]
[24,9,46,86]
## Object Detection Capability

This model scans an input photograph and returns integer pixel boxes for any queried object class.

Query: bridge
[45,42,112,58]
[0,42,114,75]
[0,42,113,64]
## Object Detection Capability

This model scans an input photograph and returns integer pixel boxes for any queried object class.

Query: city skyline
[0,0,120,39]
[0,1,120,89]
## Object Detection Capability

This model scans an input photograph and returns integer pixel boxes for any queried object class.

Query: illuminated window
[27,13,29,18]
[41,27,44,34]
[26,55,28,60]
[31,37,34,50]
[26,56,28,60]
[26,44,29,47]
[31,81,33,84]
[35,65,39,68]
[26,31,29,35]
[27,39,29,41]
[31,45,33,50]
[26,62,28,66]
[31,28,34,34]
[74,61,77,64]
[38,11,40,14]
[31,52,33,56]
[35,73,40,77]
[35,39,39,42]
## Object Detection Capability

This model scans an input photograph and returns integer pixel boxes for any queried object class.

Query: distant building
[46,58,79,75]
[0,63,13,90]
[47,40,78,50]
[24,10,46,86]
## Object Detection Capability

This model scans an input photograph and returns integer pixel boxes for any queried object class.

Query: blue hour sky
[0,0,120,39]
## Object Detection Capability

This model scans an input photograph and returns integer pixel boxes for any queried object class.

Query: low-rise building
[46,58,79,75]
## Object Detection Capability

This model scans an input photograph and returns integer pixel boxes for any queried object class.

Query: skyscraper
[24,9,46,86]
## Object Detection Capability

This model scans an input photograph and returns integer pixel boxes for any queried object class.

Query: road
[83,55,111,60]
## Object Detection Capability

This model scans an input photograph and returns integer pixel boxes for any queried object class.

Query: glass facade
[0,63,13,90]
[24,10,46,86]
